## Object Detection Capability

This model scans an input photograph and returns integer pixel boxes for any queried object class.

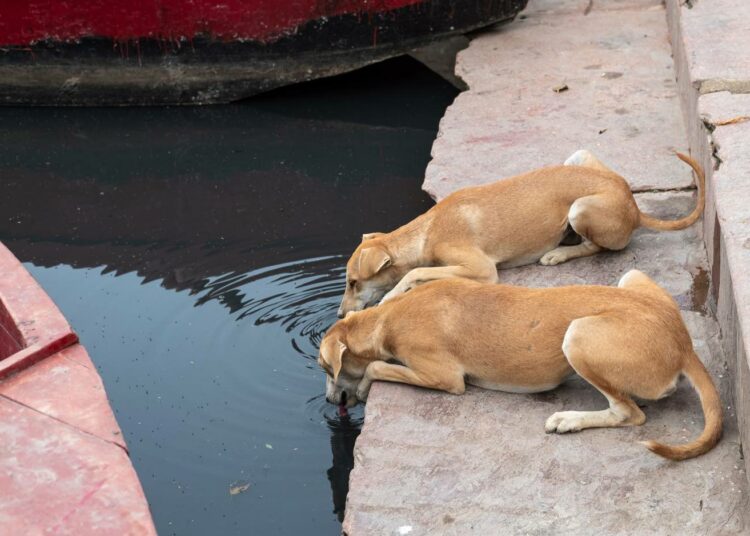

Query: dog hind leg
[539,239,601,266]
[545,391,645,433]
[540,194,638,266]
[545,316,647,434]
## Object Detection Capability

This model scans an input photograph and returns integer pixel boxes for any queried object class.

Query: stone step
[423,0,692,200]
[343,0,749,533]
[345,312,746,535]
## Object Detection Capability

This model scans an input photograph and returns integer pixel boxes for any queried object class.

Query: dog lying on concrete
[320,271,722,460]
[337,151,704,317]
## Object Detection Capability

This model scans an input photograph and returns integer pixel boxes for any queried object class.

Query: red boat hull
[2,0,425,46]
[0,242,156,534]
[0,0,527,104]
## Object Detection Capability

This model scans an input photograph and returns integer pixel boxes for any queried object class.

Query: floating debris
[229,482,250,496]
[714,115,750,126]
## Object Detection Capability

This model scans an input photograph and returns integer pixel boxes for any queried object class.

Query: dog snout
[337,307,345,318]
[326,390,348,405]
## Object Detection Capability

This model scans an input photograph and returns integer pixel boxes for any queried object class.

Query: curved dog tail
[638,152,705,231]
[641,351,722,460]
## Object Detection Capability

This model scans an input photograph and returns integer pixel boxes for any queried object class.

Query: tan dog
[320,271,722,460]
[337,151,704,317]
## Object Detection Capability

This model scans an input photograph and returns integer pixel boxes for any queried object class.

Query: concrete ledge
[711,121,750,474]
[666,0,750,485]
[345,312,747,535]
[424,1,692,200]
[345,1,749,533]
[679,0,750,95]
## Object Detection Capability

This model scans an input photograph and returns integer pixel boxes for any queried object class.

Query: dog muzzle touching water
[319,272,722,461]
[325,373,359,409]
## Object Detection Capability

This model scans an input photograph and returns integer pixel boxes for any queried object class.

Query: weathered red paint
[0,313,22,359]
[0,396,155,534]
[0,0,425,46]
[0,242,156,533]
[1,345,127,450]
[0,242,78,377]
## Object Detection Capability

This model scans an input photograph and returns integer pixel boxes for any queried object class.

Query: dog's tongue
[338,404,349,417]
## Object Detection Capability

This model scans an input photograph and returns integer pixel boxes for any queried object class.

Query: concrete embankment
[344,1,750,533]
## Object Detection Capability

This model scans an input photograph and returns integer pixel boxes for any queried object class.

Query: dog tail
[638,153,705,231]
[641,351,722,460]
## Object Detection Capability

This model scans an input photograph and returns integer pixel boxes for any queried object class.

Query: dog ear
[320,334,348,380]
[358,246,391,279]
[361,232,385,242]
[330,341,347,381]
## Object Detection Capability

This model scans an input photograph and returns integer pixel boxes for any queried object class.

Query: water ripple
[191,255,352,418]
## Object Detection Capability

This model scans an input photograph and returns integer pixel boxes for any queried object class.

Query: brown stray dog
[320,271,722,460]
[337,151,705,317]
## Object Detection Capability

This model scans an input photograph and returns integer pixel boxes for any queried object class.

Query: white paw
[545,412,583,434]
[356,384,370,402]
[379,290,397,305]
[379,284,410,304]
[540,251,568,266]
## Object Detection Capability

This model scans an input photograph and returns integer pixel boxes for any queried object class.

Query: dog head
[337,233,404,317]
[318,321,367,407]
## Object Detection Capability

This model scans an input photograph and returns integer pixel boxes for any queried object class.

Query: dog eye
[348,280,357,289]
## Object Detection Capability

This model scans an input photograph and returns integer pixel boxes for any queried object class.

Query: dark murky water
[0,58,456,535]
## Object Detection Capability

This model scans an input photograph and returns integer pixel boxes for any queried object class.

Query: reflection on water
[0,57,455,535]
[327,411,360,522]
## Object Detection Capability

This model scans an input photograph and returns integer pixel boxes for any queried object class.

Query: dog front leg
[380,248,498,304]
[379,269,422,303]
[356,360,465,401]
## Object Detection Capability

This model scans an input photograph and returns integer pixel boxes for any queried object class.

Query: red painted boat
[0,242,156,533]
[0,0,527,105]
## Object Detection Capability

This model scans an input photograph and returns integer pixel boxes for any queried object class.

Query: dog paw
[379,291,397,305]
[545,412,583,434]
[540,251,568,266]
[355,385,370,402]
[380,285,408,304]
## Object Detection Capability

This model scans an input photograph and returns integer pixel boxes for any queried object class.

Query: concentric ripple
[188,255,365,427]
[196,255,345,358]
[28,255,366,534]
[4,55,455,535]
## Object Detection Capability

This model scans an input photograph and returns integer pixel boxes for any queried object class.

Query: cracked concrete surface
[343,0,749,534]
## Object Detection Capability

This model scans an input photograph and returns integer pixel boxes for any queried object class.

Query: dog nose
[337,307,345,318]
